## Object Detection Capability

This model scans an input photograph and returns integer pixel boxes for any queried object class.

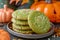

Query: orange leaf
[34,0,38,3]
[21,0,29,5]
[10,0,21,4]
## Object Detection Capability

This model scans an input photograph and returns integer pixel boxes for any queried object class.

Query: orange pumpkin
[0,29,10,40]
[0,5,14,22]
[31,1,46,10]
[31,0,60,23]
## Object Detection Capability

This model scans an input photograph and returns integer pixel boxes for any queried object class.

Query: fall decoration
[17,0,34,9]
[9,0,22,7]
[10,0,29,5]
[31,1,46,10]
[54,27,60,37]
[21,0,29,5]
[0,29,10,40]
[31,0,60,23]
[10,0,20,4]
[10,0,34,8]
[0,5,14,22]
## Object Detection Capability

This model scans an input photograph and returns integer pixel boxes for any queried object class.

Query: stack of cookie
[12,9,33,34]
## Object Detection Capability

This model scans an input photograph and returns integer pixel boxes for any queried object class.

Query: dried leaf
[10,0,20,4]
[21,0,29,5]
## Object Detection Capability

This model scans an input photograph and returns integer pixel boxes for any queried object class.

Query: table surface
[0,23,60,40]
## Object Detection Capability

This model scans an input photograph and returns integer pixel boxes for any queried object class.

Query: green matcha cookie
[12,9,33,20]
[13,28,33,34]
[11,18,28,25]
[12,24,31,30]
[28,11,51,34]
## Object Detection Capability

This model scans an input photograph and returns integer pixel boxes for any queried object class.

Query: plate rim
[7,22,54,39]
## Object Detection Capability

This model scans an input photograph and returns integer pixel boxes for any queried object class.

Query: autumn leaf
[10,0,20,4]
[10,0,31,5]
[21,0,29,5]
[34,0,39,3]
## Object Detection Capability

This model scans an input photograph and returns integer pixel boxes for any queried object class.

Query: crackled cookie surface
[28,11,51,34]
[12,9,32,20]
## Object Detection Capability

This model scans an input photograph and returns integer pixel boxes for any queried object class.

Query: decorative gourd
[0,29,10,40]
[0,5,14,22]
[31,0,60,23]
[17,0,34,9]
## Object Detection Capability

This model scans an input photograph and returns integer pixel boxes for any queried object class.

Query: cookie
[12,9,33,20]
[11,18,28,25]
[13,28,33,34]
[28,11,51,34]
[12,23,31,30]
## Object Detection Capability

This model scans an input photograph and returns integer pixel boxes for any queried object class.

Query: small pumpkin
[0,29,10,40]
[31,0,60,23]
[31,1,46,10]
[0,5,14,22]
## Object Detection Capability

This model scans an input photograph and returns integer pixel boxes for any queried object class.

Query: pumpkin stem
[45,0,52,3]
[4,5,8,12]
